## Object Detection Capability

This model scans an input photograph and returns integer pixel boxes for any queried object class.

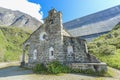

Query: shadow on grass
[0,66,33,77]
[0,66,114,78]
[69,67,114,78]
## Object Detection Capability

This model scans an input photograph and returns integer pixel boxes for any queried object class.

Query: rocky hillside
[88,23,120,69]
[0,7,42,30]
[0,26,31,62]
[64,5,120,41]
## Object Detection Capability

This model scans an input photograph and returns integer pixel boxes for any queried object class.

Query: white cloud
[0,0,43,22]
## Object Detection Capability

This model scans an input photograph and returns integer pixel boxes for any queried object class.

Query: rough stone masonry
[21,9,107,72]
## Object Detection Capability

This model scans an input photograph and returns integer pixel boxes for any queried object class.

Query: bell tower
[44,9,62,25]
[43,9,63,43]
[44,9,64,62]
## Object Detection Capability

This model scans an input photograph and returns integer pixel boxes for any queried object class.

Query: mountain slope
[0,26,31,62]
[88,23,120,69]
[0,7,42,30]
[63,5,120,41]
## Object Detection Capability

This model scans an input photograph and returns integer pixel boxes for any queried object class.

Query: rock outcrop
[0,7,42,30]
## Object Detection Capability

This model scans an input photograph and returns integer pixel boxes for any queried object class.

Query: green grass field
[0,26,31,62]
[88,23,120,69]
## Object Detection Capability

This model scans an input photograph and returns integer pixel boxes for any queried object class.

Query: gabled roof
[23,24,43,45]
[23,24,71,45]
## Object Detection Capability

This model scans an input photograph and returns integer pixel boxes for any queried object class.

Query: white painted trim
[33,49,37,60]
[49,47,54,59]
[39,32,47,41]
[67,46,73,54]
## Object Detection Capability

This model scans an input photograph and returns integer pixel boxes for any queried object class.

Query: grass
[95,49,120,69]
[88,23,120,70]
[32,61,114,77]
[71,67,114,77]
[0,26,31,62]
[102,67,115,77]
[0,61,19,69]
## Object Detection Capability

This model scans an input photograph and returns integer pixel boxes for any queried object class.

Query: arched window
[49,47,54,59]
[33,49,37,60]
[39,32,47,41]
[67,46,73,54]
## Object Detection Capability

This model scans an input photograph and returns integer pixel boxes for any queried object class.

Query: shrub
[105,34,113,39]
[33,61,70,74]
[88,42,97,49]
[47,61,70,74]
[32,61,112,77]
[89,44,116,55]
[113,32,119,37]
[99,45,116,55]
[33,63,47,73]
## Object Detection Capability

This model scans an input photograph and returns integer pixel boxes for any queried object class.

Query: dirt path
[0,62,120,80]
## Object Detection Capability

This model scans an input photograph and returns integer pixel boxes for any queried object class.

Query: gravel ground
[0,62,120,80]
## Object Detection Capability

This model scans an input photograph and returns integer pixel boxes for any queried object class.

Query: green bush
[88,42,97,49]
[47,61,70,74]
[99,45,116,55]
[32,61,111,76]
[33,64,47,73]
[89,44,116,56]
[33,61,70,74]
[113,31,119,37]
[105,34,113,39]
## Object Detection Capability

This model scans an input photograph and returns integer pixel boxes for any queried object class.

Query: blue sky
[0,0,120,23]
[28,0,120,23]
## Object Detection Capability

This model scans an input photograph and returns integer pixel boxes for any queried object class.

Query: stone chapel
[21,9,107,71]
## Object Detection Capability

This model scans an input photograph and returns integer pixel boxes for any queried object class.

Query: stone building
[21,9,107,71]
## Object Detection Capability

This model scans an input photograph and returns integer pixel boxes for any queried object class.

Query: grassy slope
[88,23,120,69]
[0,26,31,62]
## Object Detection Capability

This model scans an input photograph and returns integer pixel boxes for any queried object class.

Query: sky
[0,0,120,23]
[0,0,43,22]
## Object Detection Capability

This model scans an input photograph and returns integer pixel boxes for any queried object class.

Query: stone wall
[63,36,90,63]
[23,9,66,66]
[21,9,107,72]
[67,63,107,72]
